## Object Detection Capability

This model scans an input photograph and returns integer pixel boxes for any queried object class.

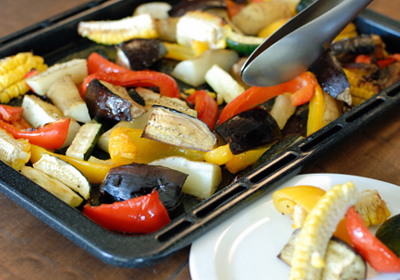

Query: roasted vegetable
[21,166,83,207]
[108,126,137,165]
[216,107,281,154]
[142,106,217,152]
[171,49,239,87]
[279,229,366,280]
[226,31,265,56]
[168,0,226,17]
[376,214,400,257]
[133,2,172,19]
[84,79,147,121]
[347,207,400,273]
[0,52,47,103]
[330,35,377,64]
[149,156,222,199]
[0,128,30,171]
[25,59,87,96]
[355,189,391,227]
[343,68,379,106]
[115,39,167,70]
[99,163,187,213]
[47,75,92,123]
[84,189,170,234]
[185,89,219,130]
[232,1,292,35]
[205,64,245,103]
[65,123,102,161]
[21,94,80,149]
[33,153,91,200]
[176,11,231,49]
[77,14,158,45]
[309,49,351,104]
[289,182,358,280]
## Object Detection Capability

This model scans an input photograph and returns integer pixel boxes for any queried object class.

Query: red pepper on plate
[346,206,400,273]
[186,90,219,130]
[83,189,171,234]
[0,104,24,122]
[0,118,70,150]
[219,72,315,124]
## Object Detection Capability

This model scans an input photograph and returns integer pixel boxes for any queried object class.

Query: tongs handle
[241,0,373,87]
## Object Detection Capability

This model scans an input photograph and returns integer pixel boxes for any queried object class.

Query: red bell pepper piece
[346,206,400,273]
[83,189,170,234]
[219,72,315,124]
[81,70,181,99]
[377,58,396,68]
[224,0,245,18]
[186,90,219,130]
[0,118,70,150]
[87,52,129,75]
[355,54,372,64]
[0,105,24,122]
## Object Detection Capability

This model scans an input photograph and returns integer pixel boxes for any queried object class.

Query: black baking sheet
[1,0,400,267]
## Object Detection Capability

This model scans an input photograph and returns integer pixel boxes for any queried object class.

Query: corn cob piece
[176,11,231,50]
[355,189,391,227]
[77,14,158,45]
[343,68,379,107]
[0,52,47,103]
[290,182,358,280]
[0,128,31,171]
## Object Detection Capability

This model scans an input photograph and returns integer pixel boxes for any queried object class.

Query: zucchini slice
[33,153,91,200]
[21,166,83,207]
[226,32,265,56]
[142,106,217,152]
[66,122,102,161]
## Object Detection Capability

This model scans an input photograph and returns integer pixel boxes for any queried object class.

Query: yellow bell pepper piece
[109,127,137,165]
[333,23,358,42]
[118,128,205,163]
[191,39,209,56]
[163,42,195,61]
[258,18,290,38]
[273,185,352,244]
[225,144,273,174]
[29,144,112,185]
[204,143,233,165]
[307,73,325,136]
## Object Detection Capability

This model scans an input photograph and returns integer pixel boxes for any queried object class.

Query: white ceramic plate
[189,173,400,280]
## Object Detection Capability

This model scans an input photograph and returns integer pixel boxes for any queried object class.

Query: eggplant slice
[99,163,188,213]
[84,79,147,121]
[168,0,227,17]
[116,39,167,70]
[216,107,281,154]
[279,229,367,280]
[142,106,217,152]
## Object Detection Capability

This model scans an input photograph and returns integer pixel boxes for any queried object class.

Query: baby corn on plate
[189,174,400,280]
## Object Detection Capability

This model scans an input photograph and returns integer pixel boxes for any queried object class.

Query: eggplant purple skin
[99,163,188,214]
[84,78,136,122]
[117,39,167,71]
[330,35,375,63]
[168,0,227,17]
[216,107,281,154]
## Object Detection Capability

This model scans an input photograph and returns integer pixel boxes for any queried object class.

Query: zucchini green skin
[226,37,259,56]
[296,0,316,13]
[376,214,400,257]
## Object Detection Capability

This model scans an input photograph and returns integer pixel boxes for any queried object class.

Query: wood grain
[0,0,399,279]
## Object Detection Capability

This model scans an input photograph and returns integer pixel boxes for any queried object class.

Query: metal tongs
[241,0,373,87]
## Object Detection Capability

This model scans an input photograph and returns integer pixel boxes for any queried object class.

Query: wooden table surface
[1,0,400,279]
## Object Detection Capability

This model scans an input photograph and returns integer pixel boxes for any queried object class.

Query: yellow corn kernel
[163,42,195,61]
[343,68,378,106]
[77,14,158,45]
[290,182,358,280]
[0,128,31,171]
[355,189,391,226]
[204,143,233,165]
